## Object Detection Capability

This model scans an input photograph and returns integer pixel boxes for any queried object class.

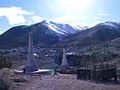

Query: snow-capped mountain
[2,20,120,48]
[39,20,68,36]
[56,21,120,48]
[50,21,87,34]
[97,21,120,29]
[0,20,88,48]
[32,20,88,36]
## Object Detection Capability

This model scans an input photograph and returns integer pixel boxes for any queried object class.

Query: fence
[77,64,117,82]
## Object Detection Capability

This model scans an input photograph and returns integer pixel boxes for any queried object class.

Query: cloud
[0,6,33,25]
[49,4,55,11]
[52,15,87,23]
[27,16,44,25]
[31,16,44,23]
[98,10,109,16]
[0,31,2,35]
[51,15,101,27]
[99,13,109,16]
[52,15,99,26]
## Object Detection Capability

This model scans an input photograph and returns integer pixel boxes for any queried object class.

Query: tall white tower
[61,49,69,66]
[25,32,38,73]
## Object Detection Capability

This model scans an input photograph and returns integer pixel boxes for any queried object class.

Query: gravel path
[14,74,120,90]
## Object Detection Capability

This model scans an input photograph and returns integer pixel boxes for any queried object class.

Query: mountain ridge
[0,20,86,48]
[0,21,120,48]
[54,21,120,48]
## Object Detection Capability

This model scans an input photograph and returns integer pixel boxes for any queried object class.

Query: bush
[0,68,14,90]
[0,56,12,69]
[0,79,10,90]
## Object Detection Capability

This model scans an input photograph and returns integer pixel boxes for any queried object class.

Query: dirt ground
[12,74,120,90]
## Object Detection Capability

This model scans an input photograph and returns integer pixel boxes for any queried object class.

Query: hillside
[0,21,120,48]
[55,21,120,48]
[0,20,83,48]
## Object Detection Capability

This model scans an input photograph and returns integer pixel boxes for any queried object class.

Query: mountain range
[56,21,120,48]
[0,20,87,48]
[0,20,120,48]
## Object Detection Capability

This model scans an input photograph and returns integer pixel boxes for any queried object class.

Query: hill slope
[56,21,120,47]
[0,20,84,48]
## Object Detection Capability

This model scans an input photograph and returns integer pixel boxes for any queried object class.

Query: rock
[14,77,27,83]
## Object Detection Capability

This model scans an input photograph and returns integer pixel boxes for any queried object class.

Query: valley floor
[12,74,120,90]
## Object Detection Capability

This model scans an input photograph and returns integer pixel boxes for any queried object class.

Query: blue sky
[0,0,120,34]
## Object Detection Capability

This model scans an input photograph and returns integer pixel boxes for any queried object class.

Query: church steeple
[25,32,38,74]
[28,32,34,54]
[61,49,69,66]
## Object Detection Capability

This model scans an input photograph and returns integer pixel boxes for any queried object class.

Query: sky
[0,0,120,34]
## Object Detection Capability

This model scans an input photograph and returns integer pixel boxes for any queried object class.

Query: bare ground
[12,74,120,90]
